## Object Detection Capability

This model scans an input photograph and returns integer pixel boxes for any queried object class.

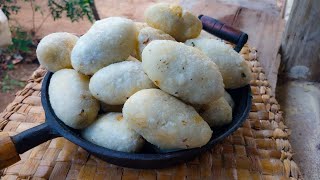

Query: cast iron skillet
[0,15,251,169]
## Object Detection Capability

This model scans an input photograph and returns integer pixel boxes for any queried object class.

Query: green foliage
[6,63,14,70]
[1,0,41,19]
[48,0,95,23]
[0,27,34,71]
[1,73,26,93]
[1,0,98,70]
[1,0,97,22]
[0,0,21,19]
[7,26,33,54]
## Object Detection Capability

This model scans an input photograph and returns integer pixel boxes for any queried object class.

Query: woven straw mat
[0,45,302,180]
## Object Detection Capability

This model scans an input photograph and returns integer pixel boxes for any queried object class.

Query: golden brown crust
[0,132,20,169]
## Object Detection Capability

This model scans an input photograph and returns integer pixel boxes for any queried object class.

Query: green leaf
[0,0,21,19]
[1,73,26,93]
[6,27,33,54]
[7,63,14,70]
[48,0,96,23]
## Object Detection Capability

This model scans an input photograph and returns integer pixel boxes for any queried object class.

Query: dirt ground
[0,63,39,111]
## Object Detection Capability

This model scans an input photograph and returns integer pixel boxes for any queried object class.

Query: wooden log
[0,132,20,169]
[281,0,320,81]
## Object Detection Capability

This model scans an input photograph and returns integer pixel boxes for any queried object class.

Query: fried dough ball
[71,17,136,75]
[123,89,212,150]
[82,113,144,152]
[224,91,235,109]
[142,40,224,104]
[185,38,252,89]
[49,69,100,129]
[137,27,175,59]
[36,32,78,72]
[198,97,232,127]
[89,61,156,105]
[144,3,202,42]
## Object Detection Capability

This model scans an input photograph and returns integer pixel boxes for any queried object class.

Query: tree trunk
[281,0,320,81]
[89,0,100,21]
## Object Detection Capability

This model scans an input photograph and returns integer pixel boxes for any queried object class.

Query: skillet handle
[0,123,59,169]
[199,15,248,53]
[0,132,20,169]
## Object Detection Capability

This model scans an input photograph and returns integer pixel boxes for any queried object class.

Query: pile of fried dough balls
[37,3,252,153]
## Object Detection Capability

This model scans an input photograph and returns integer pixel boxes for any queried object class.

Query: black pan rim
[41,71,252,167]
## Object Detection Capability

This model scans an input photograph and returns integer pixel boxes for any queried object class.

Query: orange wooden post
[0,132,20,169]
